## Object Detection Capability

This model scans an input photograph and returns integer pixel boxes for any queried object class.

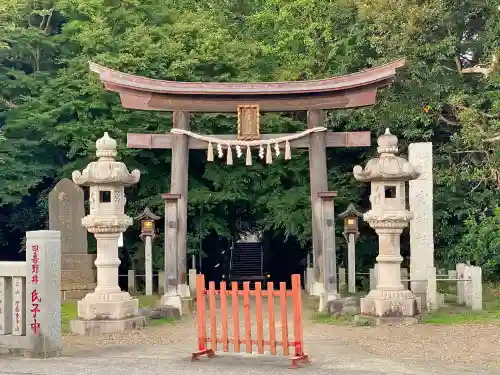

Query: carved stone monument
[69,132,145,335]
[353,129,421,324]
[49,179,96,300]
[408,142,434,306]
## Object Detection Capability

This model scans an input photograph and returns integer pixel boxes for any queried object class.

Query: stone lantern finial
[377,128,399,154]
[96,131,117,159]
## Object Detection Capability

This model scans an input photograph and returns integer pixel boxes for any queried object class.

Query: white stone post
[409,142,434,307]
[70,132,144,335]
[25,230,62,357]
[464,265,473,307]
[470,266,482,311]
[145,236,153,296]
[339,267,346,292]
[306,267,314,294]
[189,268,197,294]
[426,266,438,311]
[456,263,466,304]
[188,254,196,294]
[128,269,136,293]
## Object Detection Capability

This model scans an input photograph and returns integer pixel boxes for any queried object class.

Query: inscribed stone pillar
[170,111,190,298]
[25,230,62,357]
[307,110,328,295]
[409,142,434,306]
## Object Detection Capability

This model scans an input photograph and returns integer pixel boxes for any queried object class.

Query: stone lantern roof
[72,132,141,186]
[353,128,420,182]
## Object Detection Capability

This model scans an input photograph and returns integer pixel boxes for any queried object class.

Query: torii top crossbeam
[89,59,405,112]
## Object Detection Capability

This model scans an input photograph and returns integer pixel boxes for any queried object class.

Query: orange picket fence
[191,274,310,368]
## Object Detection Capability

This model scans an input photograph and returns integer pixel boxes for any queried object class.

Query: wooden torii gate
[89,59,406,306]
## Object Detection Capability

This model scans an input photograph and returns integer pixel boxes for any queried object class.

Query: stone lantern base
[358,289,421,325]
[69,291,145,335]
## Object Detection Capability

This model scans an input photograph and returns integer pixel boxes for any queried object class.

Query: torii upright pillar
[308,110,328,297]
[170,111,190,298]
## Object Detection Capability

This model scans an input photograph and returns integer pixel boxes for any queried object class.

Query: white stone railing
[365,264,482,312]
[425,265,482,311]
[0,231,61,357]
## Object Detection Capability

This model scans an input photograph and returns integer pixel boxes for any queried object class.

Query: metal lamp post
[338,204,363,294]
[135,207,160,296]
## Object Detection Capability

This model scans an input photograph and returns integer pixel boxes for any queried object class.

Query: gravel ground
[60,296,500,370]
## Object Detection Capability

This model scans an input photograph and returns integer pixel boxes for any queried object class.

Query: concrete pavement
[0,338,498,375]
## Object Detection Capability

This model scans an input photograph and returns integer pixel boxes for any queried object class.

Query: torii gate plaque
[90,59,406,310]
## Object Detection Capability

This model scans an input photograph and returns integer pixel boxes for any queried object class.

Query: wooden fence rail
[192,274,310,368]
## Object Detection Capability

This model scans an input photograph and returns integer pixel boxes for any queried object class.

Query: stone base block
[61,253,96,271]
[24,348,62,358]
[160,295,182,315]
[318,292,341,312]
[61,289,93,301]
[326,296,360,315]
[61,282,96,301]
[360,290,421,317]
[354,315,420,326]
[77,292,139,320]
[69,316,146,336]
[139,306,181,320]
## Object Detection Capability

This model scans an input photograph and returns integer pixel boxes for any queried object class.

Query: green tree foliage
[0,0,498,276]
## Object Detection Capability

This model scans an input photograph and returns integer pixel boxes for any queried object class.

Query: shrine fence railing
[192,273,310,368]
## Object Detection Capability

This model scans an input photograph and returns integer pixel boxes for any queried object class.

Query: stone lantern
[69,132,145,334]
[338,204,363,294]
[353,128,420,323]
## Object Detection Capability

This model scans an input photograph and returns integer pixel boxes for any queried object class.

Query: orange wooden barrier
[192,274,310,368]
